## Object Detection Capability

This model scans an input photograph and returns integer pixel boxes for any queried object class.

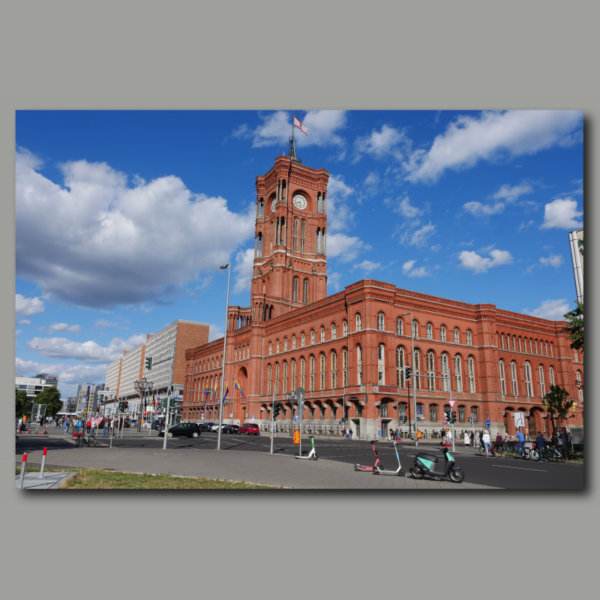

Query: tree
[15,389,29,418]
[35,386,63,417]
[542,385,574,434]
[563,301,583,352]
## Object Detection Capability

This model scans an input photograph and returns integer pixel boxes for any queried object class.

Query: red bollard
[39,448,47,478]
[18,453,27,489]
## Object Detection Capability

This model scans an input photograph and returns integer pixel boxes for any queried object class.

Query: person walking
[536,431,546,461]
[103,419,109,438]
[482,430,492,456]
[349,428,353,440]
[464,431,470,447]
[474,430,480,449]
[515,429,525,457]
[470,430,475,446]
[64,417,69,435]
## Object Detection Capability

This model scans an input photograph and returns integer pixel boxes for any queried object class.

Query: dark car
[239,422,260,436]
[158,423,202,438]
[152,420,164,431]
[227,425,240,434]
[199,422,214,432]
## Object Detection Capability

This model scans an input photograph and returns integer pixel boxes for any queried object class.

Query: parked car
[210,423,221,432]
[152,420,164,431]
[226,425,240,434]
[198,423,212,432]
[239,422,260,436]
[158,423,202,438]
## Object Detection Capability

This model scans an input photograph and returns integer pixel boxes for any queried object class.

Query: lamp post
[400,312,419,447]
[217,263,231,451]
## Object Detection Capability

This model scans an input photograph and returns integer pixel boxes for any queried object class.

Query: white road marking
[492,465,547,472]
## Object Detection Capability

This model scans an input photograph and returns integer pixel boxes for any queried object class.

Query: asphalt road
[16,431,583,490]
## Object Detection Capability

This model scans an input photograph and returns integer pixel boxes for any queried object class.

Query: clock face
[271,198,278,213]
[293,194,307,210]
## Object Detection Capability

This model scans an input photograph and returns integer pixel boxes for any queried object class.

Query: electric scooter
[409,447,465,483]
[373,441,405,476]
[295,435,318,460]
[354,441,384,472]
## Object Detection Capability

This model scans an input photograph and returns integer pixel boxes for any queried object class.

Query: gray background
[1,1,596,598]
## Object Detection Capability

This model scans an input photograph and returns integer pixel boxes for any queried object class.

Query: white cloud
[393,196,424,218]
[16,149,256,309]
[16,294,45,316]
[402,260,431,278]
[327,272,342,292]
[26,333,146,363]
[18,319,32,325]
[364,172,380,194]
[353,260,383,274]
[327,174,355,232]
[491,182,533,203]
[48,323,81,333]
[327,233,370,263]
[399,222,437,247]
[539,253,564,268]
[354,124,410,161]
[209,324,224,342]
[463,201,505,217]
[405,110,582,183]
[241,110,348,149]
[402,260,416,274]
[540,197,583,230]
[459,249,513,273]
[95,319,118,329]
[518,220,535,231]
[233,248,255,294]
[16,330,22,335]
[523,299,570,321]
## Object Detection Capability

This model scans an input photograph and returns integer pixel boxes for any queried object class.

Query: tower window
[303,279,309,304]
[293,277,298,302]
[300,220,306,253]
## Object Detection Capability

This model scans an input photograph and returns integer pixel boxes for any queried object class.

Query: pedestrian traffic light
[146,357,152,370]
[273,402,283,421]
[405,366,412,380]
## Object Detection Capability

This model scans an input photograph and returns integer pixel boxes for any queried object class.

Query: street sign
[294,415,299,422]
[378,430,382,436]
[449,399,456,408]
[252,415,255,420]
[486,419,491,427]
[295,387,305,404]
[201,412,205,418]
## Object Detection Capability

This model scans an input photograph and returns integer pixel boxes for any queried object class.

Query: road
[16,430,583,490]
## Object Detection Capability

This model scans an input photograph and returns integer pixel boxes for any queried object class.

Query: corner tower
[251,154,329,321]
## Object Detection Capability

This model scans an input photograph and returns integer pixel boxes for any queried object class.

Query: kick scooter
[295,435,318,460]
[373,441,405,476]
[354,440,384,472]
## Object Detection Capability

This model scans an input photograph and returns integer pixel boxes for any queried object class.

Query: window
[524,362,533,397]
[413,349,420,390]
[574,349,579,362]
[468,356,475,393]
[539,365,545,398]
[300,219,306,253]
[269,343,272,356]
[500,334,504,350]
[284,337,288,352]
[511,361,518,396]
[576,371,583,402]
[378,344,385,385]
[440,325,447,343]
[357,344,363,385]
[454,328,459,344]
[300,357,305,388]
[455,355,463,393]
[342,347,348,387]
[331,323,336,340]
[518,337,522,352]
[427,323,432,340]
[427,351,435,391]
[311,330,315,345]
[301,332,305,347]
[356,313,362,332]
[397,347,405,388]
[399,403,407,421]
[320,353,326,390]
[331,351,337,389]
[535,340,539,355]
[303,279,309,304]
[275,363,279,394]
[343,320,348,337]
[380,403,388,418]
[429,404,438,422]
[291,359,296,390]
[412,319,418,338]
[467,330,472,346]
[549,366,555,386]
[550,343,553,357]
[276,340,280,353]
[499,360,506,396]
[282,361,288,393]
[292,335,296,349]
[267,364,272,395]
[471,406,478,424]
[377,312,385,331]
[458,405,465,422]
[397,318,403,336]
[545,342,548,356]
[292,277,298,302]
[321,327,325,343]
[441,353,450,392]
[310,356,315,391]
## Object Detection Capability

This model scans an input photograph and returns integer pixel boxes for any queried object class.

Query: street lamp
[400,312,419,447]
[217,263,231,451]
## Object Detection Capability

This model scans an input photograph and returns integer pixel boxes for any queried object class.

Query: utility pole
[217,263,231,451]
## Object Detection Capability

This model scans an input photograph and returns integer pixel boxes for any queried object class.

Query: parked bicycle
[75,432,97,448]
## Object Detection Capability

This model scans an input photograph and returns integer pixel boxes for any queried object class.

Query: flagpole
[231,373,236,425]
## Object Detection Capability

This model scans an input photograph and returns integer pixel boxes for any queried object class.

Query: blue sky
[15,110,584,398]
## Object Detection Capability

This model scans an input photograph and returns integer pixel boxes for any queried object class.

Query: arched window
[321,326,325,343]
[413,349,421,390]
[283,361,288,393]
[293,218,298,251]
[440,325,447,343]
[300,357,305,388]
[539,365,545,398]
[267,364,272,395]
[429,404,438,422]
[471,406,478,424]
[454,355,463,392]
[518,337,522,352]
[426,323,433,340]
[550,343,554,357]
[357,344,363,385]
[500,334,504,350]
[524,362,533,397]
[356,313,362,332]
[331,323,337,340]
[549,366,555,386]
[529,339,533,354]
[574,348,579,362]
[320,353,326,390]
[441,353,450,392]
[276,340,280,354]
[311,329,315,345]
[269,342,272,356]
[397,318,403,336]
[310,355,316,391]
[397,347,405,388]
[468,356,475,393]
[510,361,518,396]
[331,351,337,389]
[454,328,460,344]
[545,342,548,356]
[535,340,539,355]
[377,344,385,385]
[458,405,466,422]
[467,330,472,346]
[301,332,305,347]
[377,312,385,331]
[292,277,298,302]
[300,219,306,253]
[275,363,280,394]
[412,319,419,339]
[499,360,506,396]
[284,337,288,352]
[576,371,583,402]
[512,336,516,351]
[427,351,435,391]
[342,347,348,387]
[343,320,348,337]
[291,359,296,390]
[292,335,296,349]
[398,402,407,422]
[303,279,309,304]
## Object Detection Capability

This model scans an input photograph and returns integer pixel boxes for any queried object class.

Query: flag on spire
[294,115,308,136]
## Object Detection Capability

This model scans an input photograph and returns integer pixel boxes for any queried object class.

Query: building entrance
[352,418,360,440]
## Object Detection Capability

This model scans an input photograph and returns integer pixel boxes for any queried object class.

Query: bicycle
[75,432,97,447]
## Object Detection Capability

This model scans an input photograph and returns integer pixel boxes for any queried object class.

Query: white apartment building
[16,376,56,399]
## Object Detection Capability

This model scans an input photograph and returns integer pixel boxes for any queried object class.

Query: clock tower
[251,144,329,322]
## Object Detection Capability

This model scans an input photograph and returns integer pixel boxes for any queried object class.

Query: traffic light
[405,366,412,380]
[451,411,457,424]
[468,416,472,424]
[272,402,283,421]
[145,357,152,370]
[399,416,407,424]
[444,410,450,423]
[125,401,129,411]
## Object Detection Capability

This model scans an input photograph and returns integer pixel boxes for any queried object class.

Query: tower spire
[289,128,301,163]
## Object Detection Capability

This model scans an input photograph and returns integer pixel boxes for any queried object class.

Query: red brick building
[183,153,584,439]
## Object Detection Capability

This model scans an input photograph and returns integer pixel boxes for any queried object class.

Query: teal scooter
[409,447,465,483]
[374,441,405,476]
[295,435,318,460]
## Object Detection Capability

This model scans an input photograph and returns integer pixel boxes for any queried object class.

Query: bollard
[39,448,47,478]
[18,453,27,489]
